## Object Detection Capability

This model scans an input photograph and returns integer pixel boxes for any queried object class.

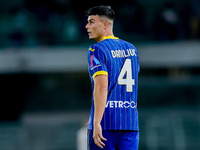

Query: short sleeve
[87,46,108,80]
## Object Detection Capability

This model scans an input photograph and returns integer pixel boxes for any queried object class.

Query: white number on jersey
[118,59,135,92]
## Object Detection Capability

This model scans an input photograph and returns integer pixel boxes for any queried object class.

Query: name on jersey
[105,100,137,109]
[111,49,137,58]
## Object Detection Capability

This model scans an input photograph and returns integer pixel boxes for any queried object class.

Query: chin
[89,36,96,40]
[88,35,100,42]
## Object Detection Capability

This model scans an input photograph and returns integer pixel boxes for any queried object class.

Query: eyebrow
[88,19,95,22]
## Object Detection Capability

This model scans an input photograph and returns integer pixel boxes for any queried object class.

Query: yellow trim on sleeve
[93,71,108,80]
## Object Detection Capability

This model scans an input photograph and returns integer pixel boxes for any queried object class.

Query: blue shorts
[87,130,139,150]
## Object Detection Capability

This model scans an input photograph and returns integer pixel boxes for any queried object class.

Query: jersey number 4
[118,59,135,92]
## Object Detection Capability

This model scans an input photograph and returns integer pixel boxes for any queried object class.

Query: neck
[96,31,114,43]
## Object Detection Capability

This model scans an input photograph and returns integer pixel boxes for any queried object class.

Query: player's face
[86,15,105,42]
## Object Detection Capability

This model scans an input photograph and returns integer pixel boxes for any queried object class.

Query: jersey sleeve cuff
[92,71,108,80]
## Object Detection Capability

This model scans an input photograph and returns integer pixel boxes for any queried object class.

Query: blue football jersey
[87,36,140,131]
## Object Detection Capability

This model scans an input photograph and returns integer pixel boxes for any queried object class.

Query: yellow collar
[103,36,119,40]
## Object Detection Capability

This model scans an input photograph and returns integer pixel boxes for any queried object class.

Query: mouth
[87,31,91,35]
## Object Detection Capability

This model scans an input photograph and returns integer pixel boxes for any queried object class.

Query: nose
[85,23,89,29]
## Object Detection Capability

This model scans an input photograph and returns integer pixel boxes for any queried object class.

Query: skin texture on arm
[93,75,108,148]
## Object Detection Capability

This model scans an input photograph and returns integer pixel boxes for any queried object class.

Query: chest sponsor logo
[105,100,137,108]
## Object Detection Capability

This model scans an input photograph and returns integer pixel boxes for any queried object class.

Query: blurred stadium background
[0,0,200,150]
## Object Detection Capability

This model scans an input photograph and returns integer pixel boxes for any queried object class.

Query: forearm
[93,76,108,124]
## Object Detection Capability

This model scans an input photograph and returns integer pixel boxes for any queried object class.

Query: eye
[88,19,95,24]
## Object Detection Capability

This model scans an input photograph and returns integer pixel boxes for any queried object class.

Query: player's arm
[93,75,108,148]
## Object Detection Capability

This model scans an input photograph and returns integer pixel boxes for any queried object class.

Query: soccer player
[85,5,140,150]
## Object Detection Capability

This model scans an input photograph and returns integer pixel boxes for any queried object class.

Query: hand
[93,122,107,149]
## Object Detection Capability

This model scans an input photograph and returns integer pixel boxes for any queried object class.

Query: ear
[103,21,110,30]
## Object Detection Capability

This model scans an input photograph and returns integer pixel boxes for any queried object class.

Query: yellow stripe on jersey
[93,71,108,80]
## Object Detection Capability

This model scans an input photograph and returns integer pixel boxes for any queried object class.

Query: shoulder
[88,42,106,55]
[87,44,106,61]
[120,39,137,49]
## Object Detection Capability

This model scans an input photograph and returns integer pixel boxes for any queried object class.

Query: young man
[85,5,140,150]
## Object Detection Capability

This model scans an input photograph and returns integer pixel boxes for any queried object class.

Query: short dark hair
[85,5,115,21]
